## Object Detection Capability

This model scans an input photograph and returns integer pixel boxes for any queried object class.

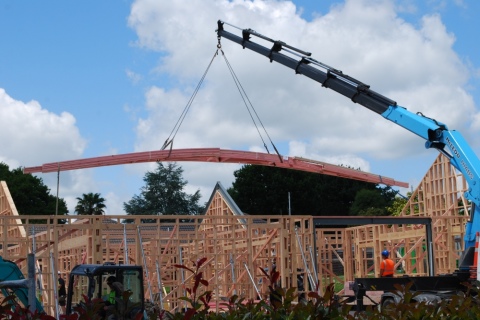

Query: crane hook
[217,36,222,49]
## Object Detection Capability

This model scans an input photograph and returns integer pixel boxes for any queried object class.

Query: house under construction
[0,153,468,316]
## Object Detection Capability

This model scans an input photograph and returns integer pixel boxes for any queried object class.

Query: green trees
[74,192,106,215]
[350,187,398,216]
[124,162,204,217]
[0,162,68,219]
[386,193,410,216]
[227,164,396,216]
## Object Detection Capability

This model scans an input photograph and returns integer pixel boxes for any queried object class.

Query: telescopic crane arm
[216,20,480,249]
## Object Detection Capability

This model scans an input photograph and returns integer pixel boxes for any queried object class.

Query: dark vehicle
[66,262,145,318]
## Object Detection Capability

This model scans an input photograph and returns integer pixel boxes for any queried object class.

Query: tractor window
[69,274,91,306]
[121,270,143,304]
[95,275,110,300]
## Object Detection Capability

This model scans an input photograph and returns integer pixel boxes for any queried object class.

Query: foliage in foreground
[0,291,143,320]
[0,294,55,320]
[2,261,480,319]
[158,258,480,320]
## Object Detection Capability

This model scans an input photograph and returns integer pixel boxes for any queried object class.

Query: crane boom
[217,21,396,115]
[216,20,480,249]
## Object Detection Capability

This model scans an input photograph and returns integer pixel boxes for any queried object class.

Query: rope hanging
[161,46,219,153]
[162,36,282,163]
[217,38,283,162]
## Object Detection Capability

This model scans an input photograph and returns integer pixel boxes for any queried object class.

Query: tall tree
[349,188,396,216]
[75,193,106,215]
[227,165,384,216]
[124,162,204,217]
[386,193,410,216]
[0,162,68,222]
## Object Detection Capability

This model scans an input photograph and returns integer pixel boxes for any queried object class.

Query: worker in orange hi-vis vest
[380,250,395,277]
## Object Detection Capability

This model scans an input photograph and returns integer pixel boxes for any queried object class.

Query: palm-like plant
[75,193,106,215]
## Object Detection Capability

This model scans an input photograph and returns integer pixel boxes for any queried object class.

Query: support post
[50,253,59,318]
[426,220,434,276]
[124,224,129,265]
[155,261,164,306]
[27,254,36,314]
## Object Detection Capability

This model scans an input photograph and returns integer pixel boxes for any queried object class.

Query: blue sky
[1,0,479,215]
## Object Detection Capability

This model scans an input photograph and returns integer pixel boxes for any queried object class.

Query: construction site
[0,21,476,318]
[0,151,469,317]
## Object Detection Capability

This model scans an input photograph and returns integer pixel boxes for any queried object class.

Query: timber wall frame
[0,214,316,315]
[0,154,470,316]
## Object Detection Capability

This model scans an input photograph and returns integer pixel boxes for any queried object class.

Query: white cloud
[0,89,86,167]
[104,191,124,215]
[289,140,370,171]
[126,0,478,202]
[0,88,103,214]
[3,0,477,215]
[126,69,142,84]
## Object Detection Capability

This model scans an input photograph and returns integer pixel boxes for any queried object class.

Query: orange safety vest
[381,258,395,276]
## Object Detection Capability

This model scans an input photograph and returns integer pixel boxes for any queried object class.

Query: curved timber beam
[23,148,408,187]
